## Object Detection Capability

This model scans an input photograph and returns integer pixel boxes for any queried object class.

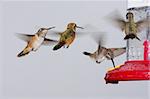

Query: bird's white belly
[96,54,106,63]
[33,37,44,51]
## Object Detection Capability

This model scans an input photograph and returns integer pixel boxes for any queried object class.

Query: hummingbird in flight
[53,23,84,51]
[16,27,58,57]
[83,33,126,68]
[107,11,149,41]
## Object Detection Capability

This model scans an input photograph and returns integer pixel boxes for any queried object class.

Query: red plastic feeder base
[105,60,150,84]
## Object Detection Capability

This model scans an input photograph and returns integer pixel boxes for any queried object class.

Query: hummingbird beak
[47,26,55,30]
[76,26,84,29]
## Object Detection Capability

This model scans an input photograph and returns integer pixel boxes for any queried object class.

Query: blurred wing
[47,30,62,37]
[75,31,89,38]
[42,38,58,46]
[105,10,126,31]
[115,19,126,31]
[91,32,107,47]
[83,24,99,31]
[15,33,33,42]
[75,25,97,38]
[136,18,149,32]
[109,47,126,57]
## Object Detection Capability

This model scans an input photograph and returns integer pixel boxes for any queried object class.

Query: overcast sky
[0,0,149,99]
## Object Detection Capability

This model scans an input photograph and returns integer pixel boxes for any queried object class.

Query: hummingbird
[16,27,58,57]
[108,11,149,41]
[82,34,126,68]
[53,23,84,50]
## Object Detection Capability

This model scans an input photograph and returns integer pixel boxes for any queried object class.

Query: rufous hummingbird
[53,23,84,50]
[16,27,58,57]
[108,11,149,41]
[83,33,126,68]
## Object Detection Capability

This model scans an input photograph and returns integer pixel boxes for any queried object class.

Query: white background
[0,0,149,99]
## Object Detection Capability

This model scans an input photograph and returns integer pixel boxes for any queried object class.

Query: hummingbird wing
[15,33,33,42]
[47,30,62,37]
[77,24,99,37]
[105,10,126,31]
[42,38,58,46]
[115,19,126,31]
[108,17,126,31]
[109,47,126,57]
[91,32,106,46]
[91,32,107,55]
[136,18,149,33]
[74,31,89,38]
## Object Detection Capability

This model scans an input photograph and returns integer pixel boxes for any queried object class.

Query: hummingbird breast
[66,32,75,46]
[95,48,107,61]
[125,22,137,35]
[61,29,76,46]
[28,35,44,51]
[105,50,114,60]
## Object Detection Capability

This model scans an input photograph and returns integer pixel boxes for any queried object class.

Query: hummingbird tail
[17,47,31,57]
[124,34,141,41]
[53,42,65,51]
[17,51,30,57]
[83,52,92,56]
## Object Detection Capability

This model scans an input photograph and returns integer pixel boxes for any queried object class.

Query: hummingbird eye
[73,24,77,29]
[107,51,112,55]
[38,28,44,32]
[41,28,44,30]
[38,29,41,32]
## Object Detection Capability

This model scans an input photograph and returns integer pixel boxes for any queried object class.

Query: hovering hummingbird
[53,23,84,50]
[82,34,126,68]
[108,11,149,41]
[16,27,58,57]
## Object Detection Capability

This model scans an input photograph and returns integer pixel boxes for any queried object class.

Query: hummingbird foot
[111,58,115,68]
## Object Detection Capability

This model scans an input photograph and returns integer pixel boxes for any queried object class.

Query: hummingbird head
[38,27,55,32]
[126,12,134,20]
[67,23,84,31]
[105,49,114,59]
[96,55,106,64]
[37,27,55,36]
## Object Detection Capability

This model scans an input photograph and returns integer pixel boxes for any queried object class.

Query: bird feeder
[105,6,150,84]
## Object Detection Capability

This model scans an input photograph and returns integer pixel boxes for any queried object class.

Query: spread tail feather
[17,47,31,57]
[124,34,141,41]
[53,42,65,51]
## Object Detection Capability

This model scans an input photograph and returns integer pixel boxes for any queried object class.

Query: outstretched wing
[15,33,33,42]
[75,31,89,38]
[109,47,126,57]
[115,19,126,31]
[42,38,58,46]
[136,18,149,33]
[47,30,62,37]
[105,10,126,31]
